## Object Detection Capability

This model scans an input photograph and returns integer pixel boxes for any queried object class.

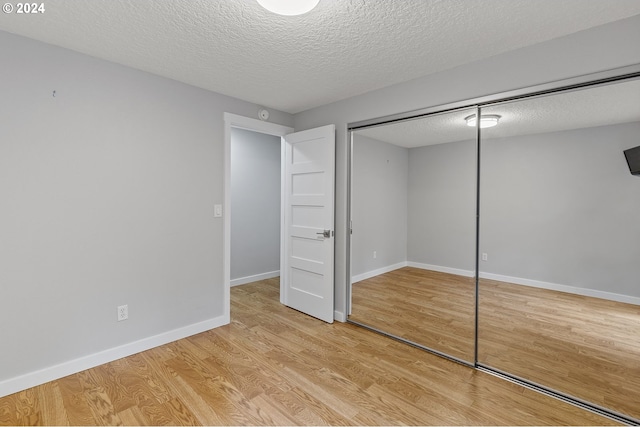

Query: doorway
[230,127,282,287]
[223,113,294,322]
[224,113,337,324]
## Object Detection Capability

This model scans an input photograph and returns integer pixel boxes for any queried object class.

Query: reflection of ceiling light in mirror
[257,0,320,15]
[465,114,501,128]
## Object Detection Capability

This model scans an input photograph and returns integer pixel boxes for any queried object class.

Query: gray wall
[480,122,640,297]
[351,135,408,277]
[351,122,640,298]
[2,12,639,387]
[230,128,281,281]
[407,140,477,272]
[294,14,640,317]
[0,30,292,384]
[351,137,476,277]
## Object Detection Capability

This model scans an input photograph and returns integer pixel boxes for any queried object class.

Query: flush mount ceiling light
[465,114,501,128]
[257,0,320,15]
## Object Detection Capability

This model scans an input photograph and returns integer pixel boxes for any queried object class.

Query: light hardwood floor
[478,278,640,421]
[0,277,617,425]
[350,267,640,421]
[350,267,476,362]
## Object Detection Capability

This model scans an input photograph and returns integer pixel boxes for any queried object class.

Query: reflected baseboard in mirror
[349,267,476,363]
[478,278,640,421]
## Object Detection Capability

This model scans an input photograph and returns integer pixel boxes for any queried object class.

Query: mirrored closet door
[348,108,478,364]
[477,78,640,421]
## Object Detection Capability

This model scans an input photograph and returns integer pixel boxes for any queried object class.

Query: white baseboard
[351,262,407,284]
[351,261,473,283]
[0,315,227,398]
[407,261,475,278]
[350,261,638,306]
[231,270,280,287]
[479,272,640,306]
[333,310,346,322]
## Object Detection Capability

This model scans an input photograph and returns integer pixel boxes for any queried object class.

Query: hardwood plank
[0,393,17,426]
[205,329,345,425]
[162,356,246,425]
[116,405,147,426]
[133,394,174,426]
[37,382,69,426]
[160,397,200,426]
[478,277,640,420]
[350,267,476,361]
[83,386,122,426]
[89,359,137,414]
[14,389,42,426]
[153,375,226,426]
[248,395,298,426]
[351,267,639,421]
[0,277,619,425]
[56,375,97,426]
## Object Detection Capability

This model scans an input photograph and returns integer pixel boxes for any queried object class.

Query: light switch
[214,204,223,218]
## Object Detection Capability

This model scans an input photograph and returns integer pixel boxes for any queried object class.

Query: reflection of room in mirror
[479,79,640,141]
[478,278,640,419]
[349,76,640,423]
[350,108,477,364]
[478,79,640,421]
[351,267,475,362]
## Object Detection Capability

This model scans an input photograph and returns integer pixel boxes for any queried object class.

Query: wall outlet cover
[117,305,128,321]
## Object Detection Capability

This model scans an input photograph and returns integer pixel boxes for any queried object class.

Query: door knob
[316,230,331,238]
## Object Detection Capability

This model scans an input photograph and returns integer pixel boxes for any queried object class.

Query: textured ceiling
[1,1,639,113]
[356,78,640,148]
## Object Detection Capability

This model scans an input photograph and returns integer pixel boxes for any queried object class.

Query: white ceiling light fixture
[465,114,501,128]
[257,0,320,16]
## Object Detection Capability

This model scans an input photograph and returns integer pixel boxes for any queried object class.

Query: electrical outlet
[117,304,128,321]
[373,251,377,259]
[482,253,488,261]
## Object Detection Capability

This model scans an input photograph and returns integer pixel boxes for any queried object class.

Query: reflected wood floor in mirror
[350,267,476,362]
[0,278,617,425]
[478,278,640,421]
[350,267,639,421]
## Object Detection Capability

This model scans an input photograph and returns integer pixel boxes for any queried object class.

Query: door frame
[223,112,294,323]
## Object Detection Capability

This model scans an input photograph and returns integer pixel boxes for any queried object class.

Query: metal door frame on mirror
[346,63,640,426]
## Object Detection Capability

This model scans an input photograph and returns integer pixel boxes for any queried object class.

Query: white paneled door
[282,125,335,323]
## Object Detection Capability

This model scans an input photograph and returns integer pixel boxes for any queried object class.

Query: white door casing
[282,125,336,323]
